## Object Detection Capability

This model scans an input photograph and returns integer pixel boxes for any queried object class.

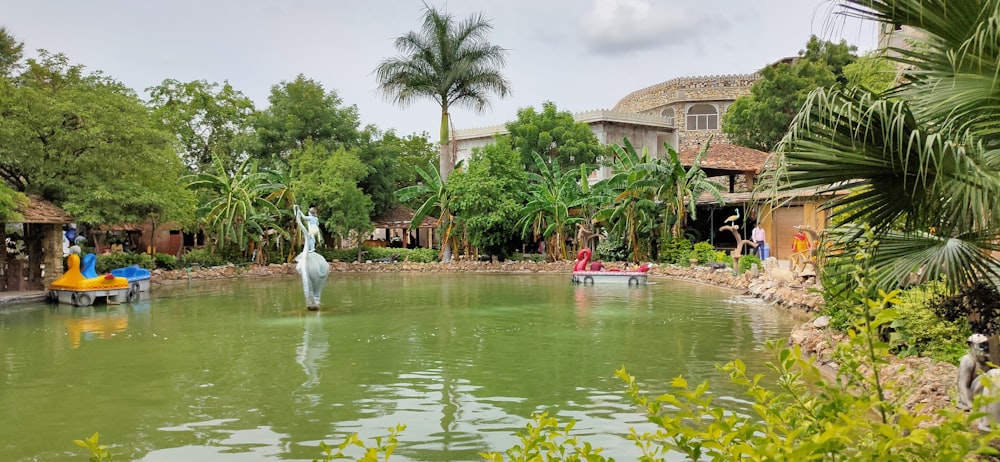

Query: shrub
[690,241,717,264]
[95,251,154,273]
[152,253,178,270]
[659,237,693,265]
[738,254,761,274]
[178,248,226,268]
[596,234,629,262]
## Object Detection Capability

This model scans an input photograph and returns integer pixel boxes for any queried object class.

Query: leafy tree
[843,53,897,93]
[291,141,373,258]
[723,35,857,151]
[516,151,593,261]
[504,101,604,172]
[594,139,660,262]
[0,26,24,77]
[147,79,257,173]
[382,131,437,209]
[253,74,362,170]
[374,3,511,182]
[0,50,194,227]
[449,142,526,261]
[396,163,454,261]
[355,126,407,218]
[765,0,1000,294]
[185,156,284,257]
[658,140,725,239]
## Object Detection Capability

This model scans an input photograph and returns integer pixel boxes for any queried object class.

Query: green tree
[594,139,660,263]
[355,127,406,218]
[0,50,194,227]
[396,163,454,261]
[723,35,857,151]
[504,101,604,172]
[449,142,526,261]
[374,3,511,182]
[766,0,1000,293]
[843,53,897,93]
[382,131,437,210]
[516,151,592,261]
[0,26,24,77]
[291,141,373,259]
[253,74,362,170]
[185,156,284,257]
[658,140,725,239]
[147,79,257,173]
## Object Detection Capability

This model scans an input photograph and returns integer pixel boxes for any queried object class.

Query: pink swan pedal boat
[571,249,649,285]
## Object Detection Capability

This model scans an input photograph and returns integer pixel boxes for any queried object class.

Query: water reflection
[60,304,130,349]
[0,274,805,461]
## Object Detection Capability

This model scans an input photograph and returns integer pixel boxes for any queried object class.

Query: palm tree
[766,0,1000,292]
[396,163,456,261]
[374,4,511,183]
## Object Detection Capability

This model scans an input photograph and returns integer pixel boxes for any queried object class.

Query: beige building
[451,72,761,182]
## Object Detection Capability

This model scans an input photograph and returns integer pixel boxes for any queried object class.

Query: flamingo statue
[724,208,741,228]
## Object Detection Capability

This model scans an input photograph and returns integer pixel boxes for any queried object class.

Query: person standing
[751,223,766,257]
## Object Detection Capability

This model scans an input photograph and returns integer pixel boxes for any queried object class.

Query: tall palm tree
[374,4,511,183]
[766,0,1000,291]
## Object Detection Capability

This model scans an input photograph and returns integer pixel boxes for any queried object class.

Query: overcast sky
[4,0,879,138]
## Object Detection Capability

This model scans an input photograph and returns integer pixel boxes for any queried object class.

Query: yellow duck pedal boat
[49,253,131,306]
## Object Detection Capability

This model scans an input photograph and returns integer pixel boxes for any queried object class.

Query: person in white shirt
[751,223,766,257]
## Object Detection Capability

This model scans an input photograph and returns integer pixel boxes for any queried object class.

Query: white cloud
[579,0,712,54]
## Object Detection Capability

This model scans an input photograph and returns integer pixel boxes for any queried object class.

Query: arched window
[660,108,675,125]
[686,104,718,130]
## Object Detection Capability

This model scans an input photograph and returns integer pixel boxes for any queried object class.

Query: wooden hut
[370,206,438,249]
[1,195,73,291]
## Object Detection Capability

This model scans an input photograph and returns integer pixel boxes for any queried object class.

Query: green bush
[316,246,440,263]
[95,251,154,273]
[737,254,761,274]
[595,234,629,262]
[690,241,717,264]
[178,248,226,268]
[887,282,970,362]
[659,237,693,265]
[153,253,178,270]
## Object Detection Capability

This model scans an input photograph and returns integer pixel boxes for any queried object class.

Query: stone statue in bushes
[957,333,1000,429]
[294,204,329,310]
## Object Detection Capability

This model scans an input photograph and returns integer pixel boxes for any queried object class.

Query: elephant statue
[294,205,329,310]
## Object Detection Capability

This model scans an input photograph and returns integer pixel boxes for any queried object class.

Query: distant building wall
[613,74,760,151]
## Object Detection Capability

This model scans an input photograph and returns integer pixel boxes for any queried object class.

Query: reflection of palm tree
[767,0,1000,291]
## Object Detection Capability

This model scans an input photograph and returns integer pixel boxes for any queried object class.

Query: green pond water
[0,272,806,461]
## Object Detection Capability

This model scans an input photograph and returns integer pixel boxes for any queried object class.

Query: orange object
[791,232,809,253]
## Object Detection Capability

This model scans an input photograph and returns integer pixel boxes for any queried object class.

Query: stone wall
[613,74,760,114]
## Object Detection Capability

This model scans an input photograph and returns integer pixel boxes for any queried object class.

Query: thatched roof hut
[2,195,74,291]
